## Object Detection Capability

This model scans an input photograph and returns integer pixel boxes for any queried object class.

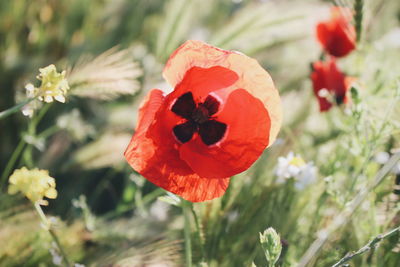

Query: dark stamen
[203,95,220,116]
[171,92,196,119]
[173,121,197,143]
[199,120,227,145]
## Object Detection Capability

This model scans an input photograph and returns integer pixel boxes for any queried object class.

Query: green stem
[182,199,193,267]
[32,102,52,130]
[0,103,55,187]
[23,103,52,168]
[37,125,59,139]
[34,202,72,267]
[354,0,364,43]
[1,139,26,186]
[0,98,34,120]
[191,205,205,261]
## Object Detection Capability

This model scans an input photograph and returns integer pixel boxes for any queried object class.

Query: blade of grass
[0,98,34,120]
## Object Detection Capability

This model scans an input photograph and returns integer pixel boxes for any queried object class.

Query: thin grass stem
[34,202,72,267]
[0,98,34,120]
[1,139,26,187]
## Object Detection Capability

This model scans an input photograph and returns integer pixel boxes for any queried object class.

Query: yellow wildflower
[36,64,69,103]
[8,167,58,205]
[21,65,69,117]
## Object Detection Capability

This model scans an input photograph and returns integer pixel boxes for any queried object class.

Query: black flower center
[171,92,227,145]
[335,93,345,105]
[192,105,209,124]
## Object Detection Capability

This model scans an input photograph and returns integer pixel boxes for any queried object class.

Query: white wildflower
[22,83,40,118]
[374,151,390,164]
[373,151,400,174]
[275,152,317,190]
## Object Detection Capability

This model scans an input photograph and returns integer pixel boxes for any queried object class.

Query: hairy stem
[331,226,400,267]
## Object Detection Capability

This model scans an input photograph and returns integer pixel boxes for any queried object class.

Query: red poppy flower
[311,58,354,112]
[316,7,356,58]
[124,40,282,202]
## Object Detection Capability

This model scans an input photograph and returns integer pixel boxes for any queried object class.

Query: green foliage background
[1,0,400,266]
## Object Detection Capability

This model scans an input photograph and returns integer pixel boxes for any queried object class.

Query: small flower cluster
[311,7,356,112]
[275,152,317,190]
[23,64,69,117]
[8,167,57,205]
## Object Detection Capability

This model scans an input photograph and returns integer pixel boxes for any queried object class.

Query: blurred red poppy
[316,7,356,58]
[124,40,282,202]
[311,58,354,112]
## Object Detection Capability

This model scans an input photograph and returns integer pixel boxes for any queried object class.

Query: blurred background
[1,0,400,266]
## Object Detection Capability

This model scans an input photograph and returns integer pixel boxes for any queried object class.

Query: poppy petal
[325,59,347,96]
[124,89,165,171]
[311,58,349,112]
[311,61,332,112]
[179,89,271,178]
[163,40,282,146]
[125,89,230,202]
[134,89,165,133]
[172,65,239,102]
[316,7,356,57]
